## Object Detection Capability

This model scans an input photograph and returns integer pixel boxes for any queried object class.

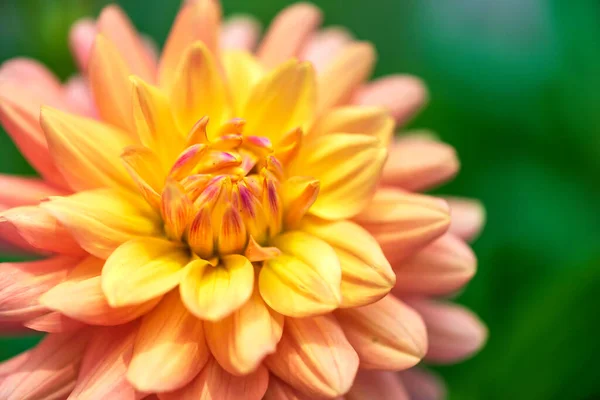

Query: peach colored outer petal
[382,137,460,191]
[64,76,96,117]
[0,256,77,331]
[0,80,69,189]
[0,174,66,208]
[0,58,62,98]
[354,188,450,266]
[159,0,222,90]
[265,315,359,399]
[407,299,488,364]
[69,19,97,71]
[39,256,161,326]
[400,368,447,400]
[127,291,209,393]
[445,197,486,242]
[299,27,352,73]
[0,329,89,400]
[257,3,322,69]
[0,206,85,256]
[392,233,476,296]
[345,370,410,400]
[159,358,269,400]
[24,311,85,333]
[0,352,29,378]
[352,75,428,126]
[263,375,312,400]
[336,295,427,370]
[69,323,139,400]
[221,16,261,51]
[97,5,157,82]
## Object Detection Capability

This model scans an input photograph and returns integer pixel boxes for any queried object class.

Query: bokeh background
[1,0,599,399]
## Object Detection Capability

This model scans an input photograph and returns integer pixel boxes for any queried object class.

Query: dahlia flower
[0,1,487,399]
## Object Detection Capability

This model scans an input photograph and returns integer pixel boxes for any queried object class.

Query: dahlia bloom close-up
[0,1,486,399]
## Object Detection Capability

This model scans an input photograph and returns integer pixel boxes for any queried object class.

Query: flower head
[0,1,486,399]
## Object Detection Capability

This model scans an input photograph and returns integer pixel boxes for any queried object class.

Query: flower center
[159,117,309,260]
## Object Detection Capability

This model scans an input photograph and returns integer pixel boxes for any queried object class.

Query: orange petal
[159,0,221,90]
[345,370,409,400]
[288,133,386,220]
[445,197,486,242]
[317,42,376,112]
[260,231,341,317]
[40,106,136,191]
[180,255,254,321]
[102,238,189,307]
[263,375,313,400]
[0,330,89,400]
[382,137,460,191]
[0,206,83,256]
[336,295,427,370]
[205,289,283,375]
[300,217,395,308]
[40,256,160,326]
[0,174,65,208]
[161,180,192,241]
[24,312,85,333]
[161,357,269,400]
[69,324,138,399]
[0,256,76,329]
[308,105,395,147]
[352,75,428,126]
[130,76,186,167]
[97,4,156,82]
[121,145,164,208]
[0,81,68,188]
[281,176,319,229]
[169,42,230,135]
[257,3,322,69]
[243,60,316,146]
[88,34,136,134]
[244,236,281,262]
[392,233,476,296]
[41,188,162,259]
[407,299,488,364]
[400,368,447,400]
[354,188,450,266]
[127,291,208,392]
[265,315,358,398]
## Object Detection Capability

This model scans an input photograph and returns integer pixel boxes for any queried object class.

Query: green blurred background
[1,0,599,399]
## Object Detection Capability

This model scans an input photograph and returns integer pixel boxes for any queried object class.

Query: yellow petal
[160,357,269,400]
[131,76,185,168]
[300,217,395,308]
[101,237,189,307]
[309,105,395,147]
[39,256,160,326]
[41,188,162,259]
[180,255,254,321]
[259,231,341,318]
[317,42,376,112]
[288,133,387,220]
[281,176,320,230]
[222,50,264,115]
[243,60,316,145]
[121,145,164,209]
[161,180,192,241]
[88,34,136,134]
[40,106,135,191]
[205,289,284,375]
[97,5,156,82]
[159,0,222,90]
[127,291,209,392]
[169,42,230,135]
[336,295,427,370]
[265,315,359,398]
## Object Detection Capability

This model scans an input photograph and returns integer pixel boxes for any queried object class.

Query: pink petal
[352,75,428,126]
[407,299,488,364]
[69,18,97,71]
[445,197,486,242]
[299,27,352,73]
[25,311,86,333]
[64,76,97,118]
[0,58,62,94]
[382,137,460,191]
[221,16,261,51]
[400,368,447,400]
[346,370,409,400]
[0,174,66,208]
